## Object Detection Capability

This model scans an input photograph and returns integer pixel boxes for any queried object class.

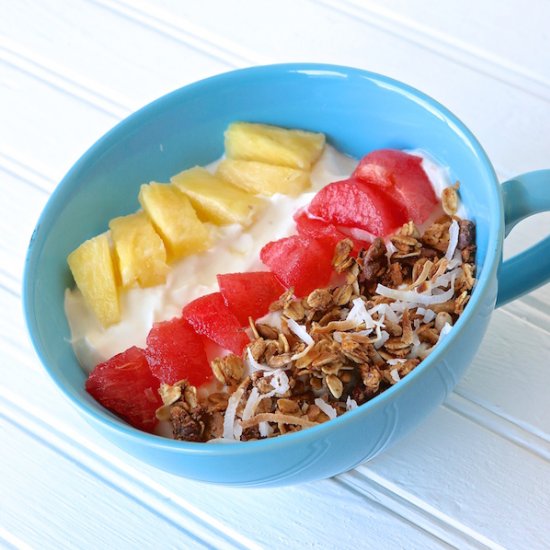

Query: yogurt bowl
[23,64,550,486]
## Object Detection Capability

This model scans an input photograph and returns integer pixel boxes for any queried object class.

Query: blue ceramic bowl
[23,64,550,487]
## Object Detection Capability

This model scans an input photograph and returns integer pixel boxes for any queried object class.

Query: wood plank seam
[86,0,261,68]
[450,389,550,449]
[0,390,262,550]
[335,472,502,549]
[315,0,550,103]
[0,41,128,119]
[1,387,475,548]
[0,153,52,195]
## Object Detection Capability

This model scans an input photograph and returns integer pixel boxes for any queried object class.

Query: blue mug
[23,64,550,486]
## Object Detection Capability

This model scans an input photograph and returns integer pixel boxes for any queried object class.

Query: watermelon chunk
[145,317,211,386]
[293,209,370,253]
[182,292,249,354]
[260,235,334,297]
[353,149,437,224]
[307,177,408,236]
[86,346,162,432]
[217,271,286,325]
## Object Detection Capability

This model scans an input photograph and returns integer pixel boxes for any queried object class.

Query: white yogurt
[65,146,454,373]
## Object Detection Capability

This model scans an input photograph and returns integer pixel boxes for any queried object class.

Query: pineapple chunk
[224,122,325,169]
[109,211,169,288]
[216,159,310,196]
[138,182,210,260]
[171,166,264,226]
[67,233,120,327]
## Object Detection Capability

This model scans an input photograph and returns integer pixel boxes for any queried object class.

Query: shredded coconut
[376,283,454,305]
[390,369,401,382]
[445,220,460,261]
[287,318,314,345]
[223,386,245,440]
[258,421,273,438]
[314,397,337,420]
[347,297,377,329]
[346,396,358,411]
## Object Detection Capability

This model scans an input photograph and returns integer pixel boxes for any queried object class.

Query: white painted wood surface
[1,1,549,548]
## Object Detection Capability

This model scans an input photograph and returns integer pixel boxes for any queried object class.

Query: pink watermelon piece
[293,209,370,253]
[217,271,286,325]
[145,317,212,386]
[182,292,250,355]
[353,149,438,224]
[307,177,408,236]
[260,235,334,297]
[86,346,162,432]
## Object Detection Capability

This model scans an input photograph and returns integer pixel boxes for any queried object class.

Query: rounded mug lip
[23,62,503,456]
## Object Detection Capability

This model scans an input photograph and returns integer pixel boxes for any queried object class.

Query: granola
[158,197,477,442]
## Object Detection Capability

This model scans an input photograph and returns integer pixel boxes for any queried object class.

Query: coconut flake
[373,329,390,349]
[445,220,460,261]
[385,239,397,260]
[241,387,261,421]
[347,298,377,329]
[268,369,290,396]
[258,421,273,438]
[417,307,436,323]
[390,369,401,383]
[346,396,358,411]
[437,322,453,344]
[387,358,407,366]
[223,386,245,440]
[314,398,337,420]
[246,347,271,372]
[376,283,454,306]
[370,303,399,324]
[287,318,314,345]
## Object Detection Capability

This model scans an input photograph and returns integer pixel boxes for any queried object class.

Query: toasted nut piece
[210,354,245,386]
[333,239,354,272]
[435,312,453,332]
[326,374,343,399]
[442,183,459,216]
[307,288,333,310]
[332,284,353,306]
[277,398,300,415]
[256,324,279,340]
[284,300,306,321]
[158,382,182,406]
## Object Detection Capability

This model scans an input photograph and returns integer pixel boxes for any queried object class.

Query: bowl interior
[24,64,500,433]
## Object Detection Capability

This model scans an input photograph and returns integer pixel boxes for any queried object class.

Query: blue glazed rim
[23,63,502,457]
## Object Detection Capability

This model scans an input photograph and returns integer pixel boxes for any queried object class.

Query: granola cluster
[158,187,476,442]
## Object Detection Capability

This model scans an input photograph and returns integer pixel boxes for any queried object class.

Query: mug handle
[496,170,550,307]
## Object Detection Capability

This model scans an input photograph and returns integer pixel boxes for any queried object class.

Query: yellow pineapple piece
[138,182,210,260]
[109,211,169,288]
[224,122,325,169]
[216,159,310,196]
[67,233,120,327]
[171,166,264,226]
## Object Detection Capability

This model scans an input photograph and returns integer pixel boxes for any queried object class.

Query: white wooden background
[2,1,550,548]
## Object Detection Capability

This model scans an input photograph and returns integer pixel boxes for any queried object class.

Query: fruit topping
[293,209,370,253]
[216,159,310,196]
[85,346,161,432]
[182,292,250,354]
[109,211,169,289]
[307,177,408,236]
[145,317,212,386]
[138,182,210,260]
[67,232,120,327]
[260,235,334,297]
[224,122,325,169]
[217,271,286,325]
[171,166,264,226]
[353,149,437,224]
